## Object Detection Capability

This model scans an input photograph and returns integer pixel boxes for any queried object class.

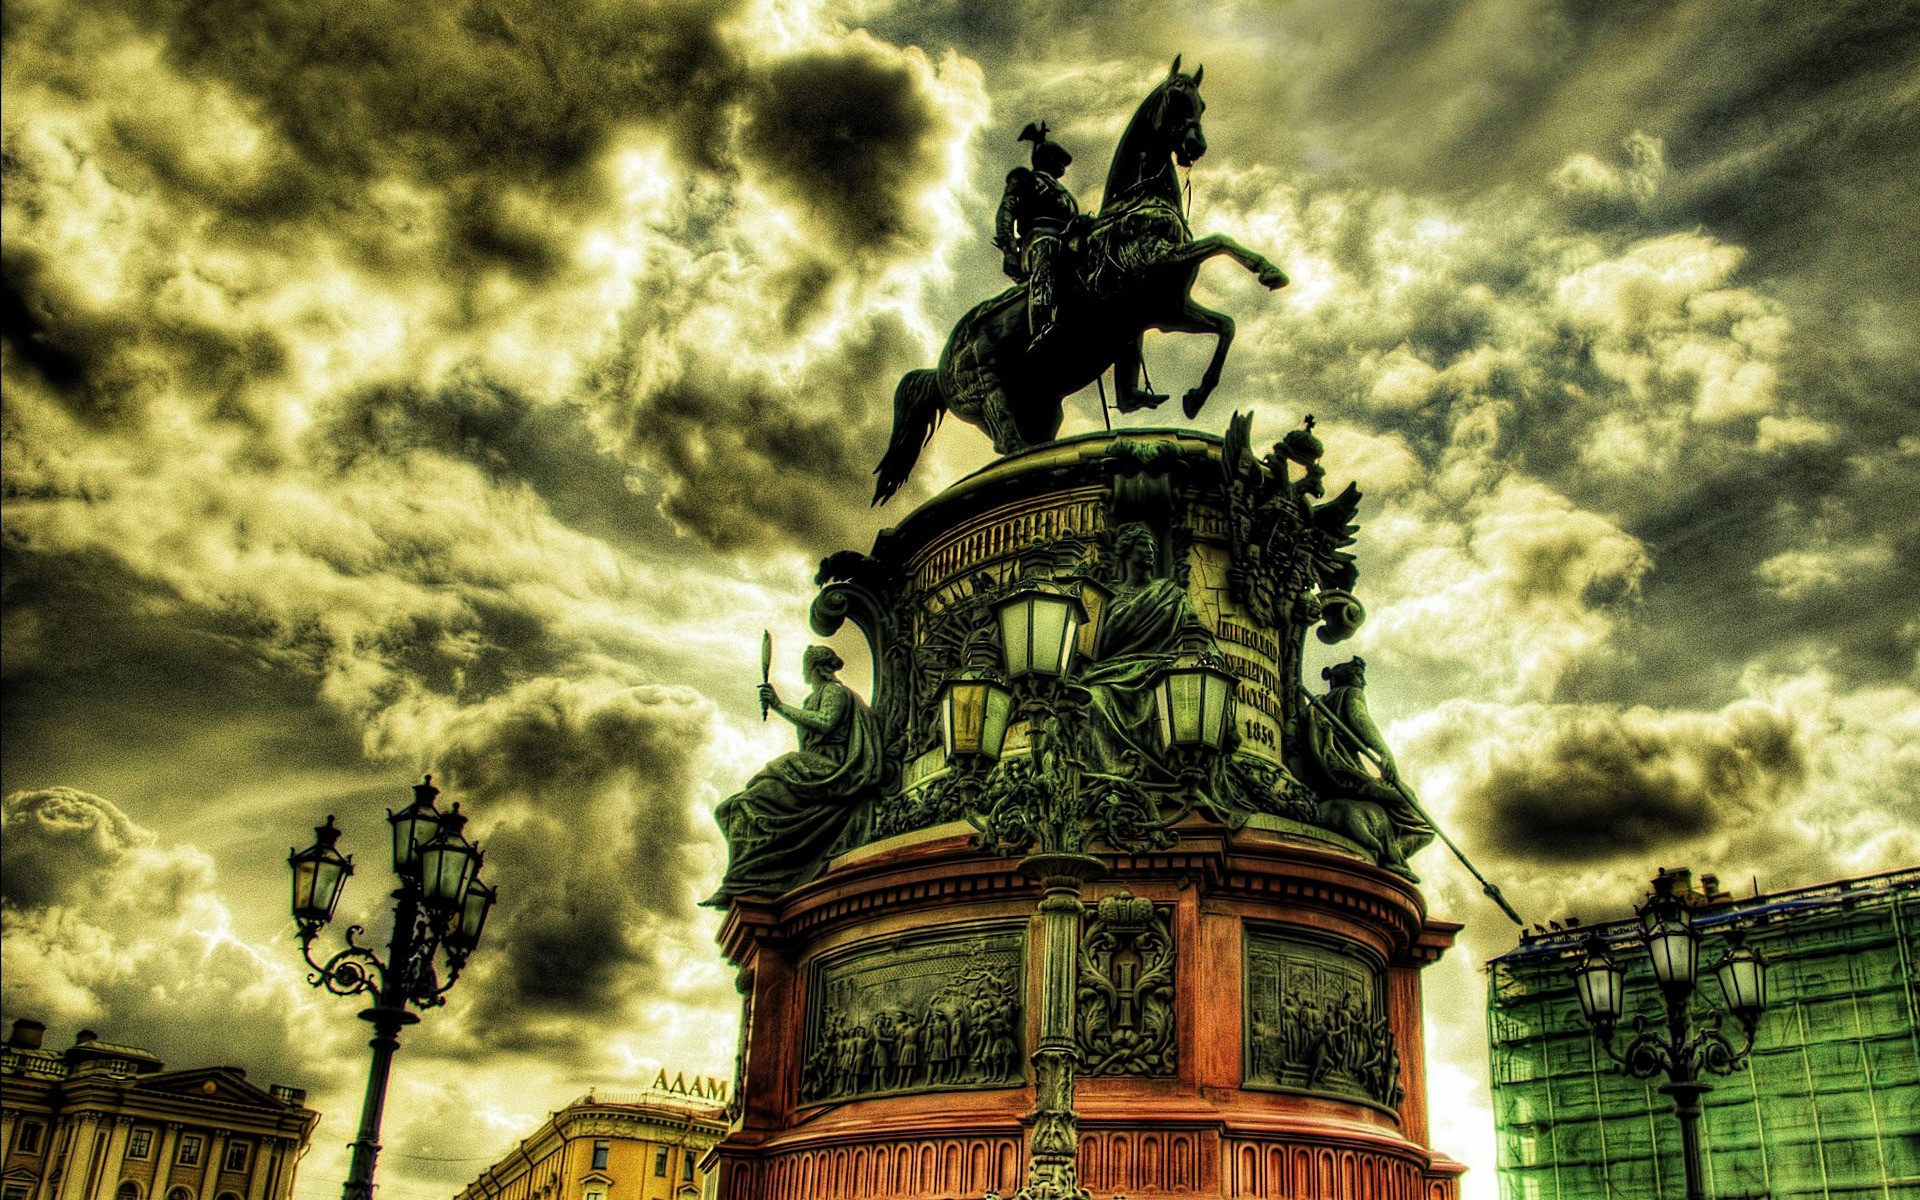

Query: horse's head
[1102,54,1211,212]
[1155,55,1207,168]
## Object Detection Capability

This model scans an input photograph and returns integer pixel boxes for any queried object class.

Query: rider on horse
[994,122,1080,351]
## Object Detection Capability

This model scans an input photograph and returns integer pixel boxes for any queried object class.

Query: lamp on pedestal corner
[1152,659,1238,751]
[941,674,1015,762]
[994,585,1087,680]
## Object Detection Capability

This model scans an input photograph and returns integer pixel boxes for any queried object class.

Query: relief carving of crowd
[1251,987,1404,1109]
[801,955,1024,1103]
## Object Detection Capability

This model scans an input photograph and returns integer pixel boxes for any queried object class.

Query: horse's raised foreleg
[1153,298,1234,419]
[1165,233,1288,289]
[1112,335,1169,413]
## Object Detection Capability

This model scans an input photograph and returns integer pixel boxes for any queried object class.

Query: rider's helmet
[1019,122,1072,176]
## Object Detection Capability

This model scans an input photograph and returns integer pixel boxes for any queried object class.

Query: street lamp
[289,776,497,1200]
[1569,871,1770,1200]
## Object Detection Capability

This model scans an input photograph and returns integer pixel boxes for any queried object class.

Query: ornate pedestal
[710,429,1466,1199]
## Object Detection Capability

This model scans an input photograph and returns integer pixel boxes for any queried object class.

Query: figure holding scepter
[704,644,883,906]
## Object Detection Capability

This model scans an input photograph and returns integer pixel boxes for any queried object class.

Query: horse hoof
[1182,389,1208,419]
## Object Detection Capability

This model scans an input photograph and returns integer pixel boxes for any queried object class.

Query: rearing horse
[873,56,1288,504]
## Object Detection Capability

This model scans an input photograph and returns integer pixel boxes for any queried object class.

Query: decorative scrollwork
[1077,892,1175,1076]
[302,926,386,998]
[1605,1007,1755,1082]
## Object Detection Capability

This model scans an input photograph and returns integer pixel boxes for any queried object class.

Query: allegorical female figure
[704,644,882,906]
[1081,523,1210,775]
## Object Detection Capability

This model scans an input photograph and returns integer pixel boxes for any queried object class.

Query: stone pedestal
[711,429,1467,1199]
[715,823,1461,1199]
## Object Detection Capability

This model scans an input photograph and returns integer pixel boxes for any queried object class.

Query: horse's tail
[872,368,946,506]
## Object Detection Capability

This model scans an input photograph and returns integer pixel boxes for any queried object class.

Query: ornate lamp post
[1570,871,1770,1200]
[950,582,1236,1200]
[289,777,497,1200]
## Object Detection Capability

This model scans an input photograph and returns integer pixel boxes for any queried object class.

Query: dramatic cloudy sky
[4,0,1916,1195]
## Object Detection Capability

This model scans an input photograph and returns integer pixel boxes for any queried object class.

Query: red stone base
[713,821,1465,1200]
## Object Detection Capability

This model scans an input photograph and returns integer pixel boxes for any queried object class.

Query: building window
[168,1189,193,1200]
[17,1122,44,1154]
[224,1143,249,1172]
[128,1129,154,1160]
[682,1154,694,1182]
[653,1149,668,1177]
[9,1185,35,1200]
[117,1184,140,1200]
[177,1136,203,1167]
[590,1141,608,1171]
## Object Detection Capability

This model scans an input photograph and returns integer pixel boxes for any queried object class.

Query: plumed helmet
[1019,121,1072,173]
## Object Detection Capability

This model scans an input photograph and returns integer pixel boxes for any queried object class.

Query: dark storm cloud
[742,45,946,258]
[0,548,373,802]
[423,679,715,1050]
[613,311,925,550]
[1429,700,1807,862]
[93,0,747,236]
[317,379,683,557]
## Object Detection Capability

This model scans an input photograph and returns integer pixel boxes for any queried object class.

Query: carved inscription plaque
[1244,928,1403,1109]
[801,923,1026,1103]
[1186,542,1285,764]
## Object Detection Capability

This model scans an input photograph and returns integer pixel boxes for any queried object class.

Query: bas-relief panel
[1244,928,1405,1110]
[801,923,1026,1103]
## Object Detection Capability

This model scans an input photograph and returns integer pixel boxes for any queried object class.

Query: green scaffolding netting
[1486,871,1920,1200]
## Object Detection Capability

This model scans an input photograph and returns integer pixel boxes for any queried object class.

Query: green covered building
[1487,867,1920,1199]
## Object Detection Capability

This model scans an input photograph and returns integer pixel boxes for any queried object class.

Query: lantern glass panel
[390,804,440,875]
[996,590,1084,680]
[288,822,352,925]
[979,685,1013,759]
[1167,670,1203,746]
[290,855,348,924]
[1155,665,1238,750]
[1031,597,1070,675]
[1646,920,1698,986]
[1000,602,1033,678]
[943,679,1013,760]
[449,880,495,950]
[1574,956,1624,1025]
[420,838,476,908]
[1715,948,1767,1017]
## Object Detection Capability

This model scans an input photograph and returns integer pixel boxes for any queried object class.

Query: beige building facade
[0,1021,319,1200]
[455,1090,726,1200]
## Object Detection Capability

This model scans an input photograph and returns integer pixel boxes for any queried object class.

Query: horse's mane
[1100,74,1196,216]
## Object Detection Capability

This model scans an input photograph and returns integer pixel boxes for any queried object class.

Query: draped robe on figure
[1081,574,1207,777]
[706,680,882,904]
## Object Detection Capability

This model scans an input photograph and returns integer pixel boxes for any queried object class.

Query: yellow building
[455,1086,727,1200]
[0,1020,319,1200]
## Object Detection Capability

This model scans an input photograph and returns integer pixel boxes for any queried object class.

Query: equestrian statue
[873,56,1289,505]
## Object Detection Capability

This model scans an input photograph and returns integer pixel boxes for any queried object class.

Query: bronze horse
[873,57,1289,505]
